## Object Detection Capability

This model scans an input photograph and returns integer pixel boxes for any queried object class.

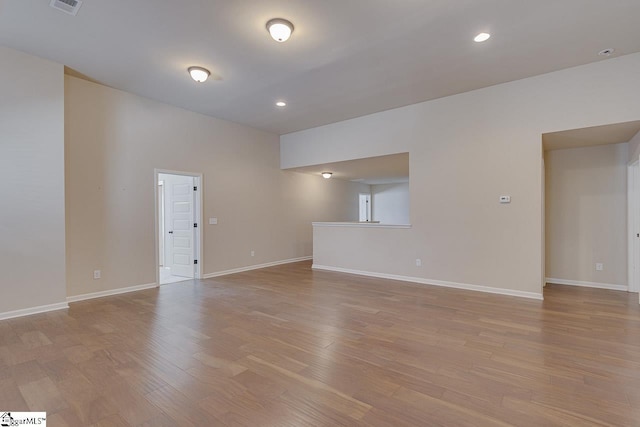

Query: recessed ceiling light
[266,18,294,42]
[322,172,332,179]
[598,48,615,57]
[276,101,287,107]
[474,32,491,43]
[188,66,210,83]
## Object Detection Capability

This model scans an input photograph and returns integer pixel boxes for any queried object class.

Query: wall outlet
[251,250,255,257]
[596,263,604,271]
[415,258,422,267]
[93,270,101,279]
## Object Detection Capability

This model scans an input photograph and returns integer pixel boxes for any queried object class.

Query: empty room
[1,1,640,426]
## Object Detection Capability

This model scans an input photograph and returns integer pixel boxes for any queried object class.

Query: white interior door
[359,193,371,222]
[163,174,195,278]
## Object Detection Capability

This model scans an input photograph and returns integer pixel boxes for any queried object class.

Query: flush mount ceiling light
[188,66,210,83]
[266,18,294,42]
[276,101,287,107]
[474,32,491,43]
[322,172,333,179]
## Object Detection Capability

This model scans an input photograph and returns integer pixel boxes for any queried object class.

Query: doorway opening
[543,121,640,297]
[155,169,203,285]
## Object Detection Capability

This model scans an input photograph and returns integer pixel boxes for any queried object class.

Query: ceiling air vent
[49,0,83,16]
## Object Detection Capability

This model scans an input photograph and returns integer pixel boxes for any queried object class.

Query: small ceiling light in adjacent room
[322,172,333,179]
[598,48,615,57]
[276,101,287,107]
[474,32,491,43]
[266,18,294,42]
[188,66,211,83]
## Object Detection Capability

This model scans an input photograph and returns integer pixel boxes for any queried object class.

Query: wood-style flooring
[1,261,640,426]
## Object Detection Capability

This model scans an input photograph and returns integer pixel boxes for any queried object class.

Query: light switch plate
[209,217,218,225]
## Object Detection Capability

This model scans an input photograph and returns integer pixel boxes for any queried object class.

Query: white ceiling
[287,153,409,185]
[2,1,640,135]
[543,121,640,151]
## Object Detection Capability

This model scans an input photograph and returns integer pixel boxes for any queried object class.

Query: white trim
[628,159,640,293]
[312,222,411,229]
[545,277,628,292]
[312,264,543,300]
[0,302,69,321]
[67,282,158,303]
[203,257,312,279]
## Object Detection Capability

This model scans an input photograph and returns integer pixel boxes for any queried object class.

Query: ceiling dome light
[266,18,294,42]
[322,172,332,179]
[188,66,210,83]
[276,101,287,107]
[474,32,491,43]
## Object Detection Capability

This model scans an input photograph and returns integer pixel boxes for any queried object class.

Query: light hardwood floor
[1,261,640,426]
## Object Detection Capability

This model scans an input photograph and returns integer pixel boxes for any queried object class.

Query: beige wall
[545,143,628,287]
[0,47,66,314]
[65,75,367,297]
[372,182,410,224]
[283,53,640,296]
[629,130,640,162]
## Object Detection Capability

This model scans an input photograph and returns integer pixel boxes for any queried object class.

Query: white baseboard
[545,277,628,292]
[203,256,313,279]
[313,264,544,300]
[0,301,69,321]
[67,282,158,303]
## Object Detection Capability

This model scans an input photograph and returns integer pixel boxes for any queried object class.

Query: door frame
[154,169,203,285]
[158,179,165,267]
[628,159,640,293]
